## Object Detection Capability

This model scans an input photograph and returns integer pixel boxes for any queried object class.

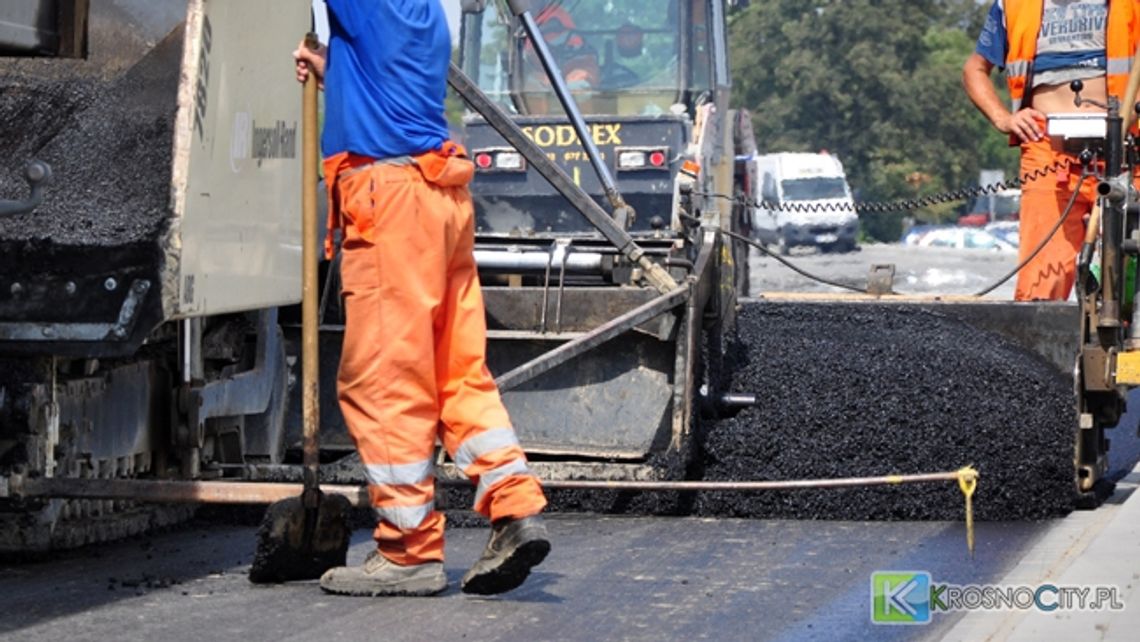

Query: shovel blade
[248,492,352,584]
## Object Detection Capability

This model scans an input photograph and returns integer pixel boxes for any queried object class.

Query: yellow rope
[957,466,978,556]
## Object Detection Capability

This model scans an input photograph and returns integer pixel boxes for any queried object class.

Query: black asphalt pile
[438,443,696,523]
[694,302,1076,521]
[0,26,183,251]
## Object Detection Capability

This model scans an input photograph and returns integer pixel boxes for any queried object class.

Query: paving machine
[0,0,751,549]
[0,0,1134,552]
[0,0,308,549]
[429,0,1138,507]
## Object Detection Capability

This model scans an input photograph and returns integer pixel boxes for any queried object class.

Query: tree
[729,0,1017,241]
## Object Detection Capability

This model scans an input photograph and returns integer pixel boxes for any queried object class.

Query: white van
[749,152,859,253]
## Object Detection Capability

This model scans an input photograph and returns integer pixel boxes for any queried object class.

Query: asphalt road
[3,242,1137,642]
[0,516,1048,642]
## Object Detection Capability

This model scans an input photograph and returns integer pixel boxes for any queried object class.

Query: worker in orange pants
[1014,137,1097,301]
[1015,133,1140,301]
[295,0,549,598]
[963,0,1140,301]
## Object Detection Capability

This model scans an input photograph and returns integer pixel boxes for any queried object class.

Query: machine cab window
[460,0,713,117]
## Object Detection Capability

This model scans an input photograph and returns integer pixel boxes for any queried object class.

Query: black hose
[973,171,1087,297]
[682,172,1086,298]
[679,213,866,294]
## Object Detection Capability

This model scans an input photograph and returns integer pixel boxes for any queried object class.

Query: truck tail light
[616,147,670,171]
[494,152,524,170]
[473,149,526,173]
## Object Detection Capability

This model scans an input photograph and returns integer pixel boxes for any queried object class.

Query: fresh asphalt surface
[3,243,1139,642]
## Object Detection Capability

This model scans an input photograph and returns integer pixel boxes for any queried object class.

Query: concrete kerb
[936,463,1140,641]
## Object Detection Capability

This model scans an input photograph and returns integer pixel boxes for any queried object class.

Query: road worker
[532,3,600,90]
[293,0,550,597]
[963,0,1140,301]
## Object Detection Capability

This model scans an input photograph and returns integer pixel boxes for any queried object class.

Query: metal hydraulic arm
[446,21,677,293]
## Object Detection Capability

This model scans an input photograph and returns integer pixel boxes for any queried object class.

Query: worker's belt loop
[335,156,416,183]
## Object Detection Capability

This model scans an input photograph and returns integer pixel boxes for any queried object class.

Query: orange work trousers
[327,151,547,565]
[1017,137,1140,301]
[1015,138,1096,301]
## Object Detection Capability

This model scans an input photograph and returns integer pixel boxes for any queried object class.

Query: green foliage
[729,0,1018,241]
[446,47,466,133]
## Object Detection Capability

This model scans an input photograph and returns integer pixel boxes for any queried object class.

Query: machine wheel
[1074,478,1116,509]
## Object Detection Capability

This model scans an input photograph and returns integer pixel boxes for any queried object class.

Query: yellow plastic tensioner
[957,466,978,557]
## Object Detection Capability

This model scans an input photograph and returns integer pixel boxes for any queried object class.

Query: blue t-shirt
[976,1,1008,67]
[322,0,450,159]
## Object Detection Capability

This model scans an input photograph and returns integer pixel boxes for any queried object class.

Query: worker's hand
[996,108,1046,143]
[293,38,328,89]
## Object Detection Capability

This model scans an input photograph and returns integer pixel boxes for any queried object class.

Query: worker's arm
[962,52,1044,143]
[293,38,328,89]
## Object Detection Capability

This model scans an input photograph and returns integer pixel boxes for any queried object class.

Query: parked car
[900,224,950,246]
[985,221,1020,248]
[916,227,1016,251]
[958,189,1021,227]
[898,224,943,247]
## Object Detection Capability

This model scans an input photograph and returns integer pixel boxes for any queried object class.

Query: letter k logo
[871,572,932,624]
[886,578,919,617]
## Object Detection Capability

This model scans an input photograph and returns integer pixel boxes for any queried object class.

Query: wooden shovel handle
[301,33,321,496]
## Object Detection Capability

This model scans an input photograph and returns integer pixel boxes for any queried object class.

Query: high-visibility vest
[1002,0,1140,118]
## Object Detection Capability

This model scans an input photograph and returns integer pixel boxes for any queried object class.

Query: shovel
[249,33,351,584]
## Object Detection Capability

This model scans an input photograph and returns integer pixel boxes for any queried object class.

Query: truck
[749,152,859,254]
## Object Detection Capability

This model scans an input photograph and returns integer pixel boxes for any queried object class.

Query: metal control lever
[0,161,52,217]
[1071,79,1111,111]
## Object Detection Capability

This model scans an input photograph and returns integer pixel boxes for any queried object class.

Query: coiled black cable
[973,172,1086,297]
[681,169,1087,297]
[697,159,1068,215]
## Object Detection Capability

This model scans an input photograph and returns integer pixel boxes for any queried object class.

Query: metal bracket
[867,264,896,296]
[183,310,283,436]
[495,284,691,391]
[538,239,573,334]
[0,279,150,341]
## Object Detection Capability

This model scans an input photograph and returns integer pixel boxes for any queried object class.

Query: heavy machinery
[0,0,752,550]
[0,0,308,549]
[0,0,1134,552]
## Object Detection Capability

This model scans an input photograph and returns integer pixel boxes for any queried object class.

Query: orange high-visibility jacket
[1002,0,1140,115]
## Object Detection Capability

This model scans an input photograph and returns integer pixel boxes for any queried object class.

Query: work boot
[461,515,551,595]
[319,550,447,597]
